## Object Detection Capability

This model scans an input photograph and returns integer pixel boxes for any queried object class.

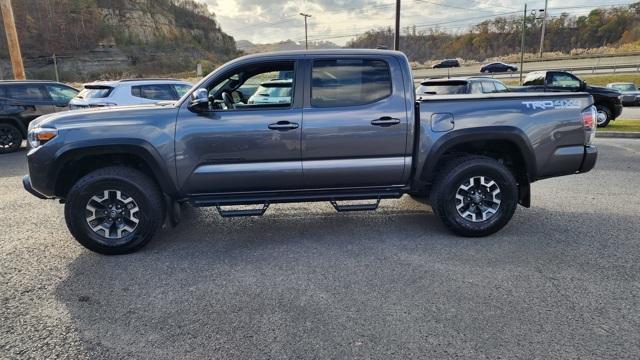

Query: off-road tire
[595,105,612,128]
[0,123,22,154]
[64,166,164,255]
[430,156,518,237]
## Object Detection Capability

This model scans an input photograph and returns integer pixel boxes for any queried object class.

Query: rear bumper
[579,145,597,173]
[23,175,51,199]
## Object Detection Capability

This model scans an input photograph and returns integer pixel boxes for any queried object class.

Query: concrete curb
[596,131,640,139]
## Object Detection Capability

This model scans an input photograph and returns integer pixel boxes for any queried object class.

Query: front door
[175,60,303,195]
[301,56,409,188]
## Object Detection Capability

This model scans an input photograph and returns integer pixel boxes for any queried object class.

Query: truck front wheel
[64,167,164,255]
[595,105,612,127]
[430,156,518,237]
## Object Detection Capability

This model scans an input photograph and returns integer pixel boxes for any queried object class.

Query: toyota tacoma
[23,50,598,254]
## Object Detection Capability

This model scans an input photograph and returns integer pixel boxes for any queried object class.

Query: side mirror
[580,80,587,90]
[188,88,209,112]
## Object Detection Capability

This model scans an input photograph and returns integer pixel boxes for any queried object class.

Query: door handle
[371,117,400,126]
[268,121,299,131]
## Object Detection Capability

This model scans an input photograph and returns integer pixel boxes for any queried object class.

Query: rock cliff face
[96,0,235,52]
[0,0,237,80]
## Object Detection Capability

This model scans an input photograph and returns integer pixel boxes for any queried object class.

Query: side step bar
[216,204,269,218]
[330,199,380,212]
[190,188,405,218]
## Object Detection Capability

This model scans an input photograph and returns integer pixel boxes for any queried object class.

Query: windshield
[77,86,113,99]
[611,84,637,91]
[418,83,467,95]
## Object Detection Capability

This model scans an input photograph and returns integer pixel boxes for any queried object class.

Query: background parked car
[69,79,192,109]
[431,59,460,68]
[416,77,509,96]
[510,70,622,127]
[607,82,640,106]
[247,80,292,104]
[0,80,78,153]
[480,62,518,73]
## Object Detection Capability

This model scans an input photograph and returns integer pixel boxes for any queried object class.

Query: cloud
[197,0,628,45]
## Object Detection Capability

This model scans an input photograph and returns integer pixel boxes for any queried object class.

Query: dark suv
[0,81,78,153]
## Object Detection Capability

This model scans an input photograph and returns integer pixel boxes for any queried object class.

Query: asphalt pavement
[621,106,640,119]
[1,139,639,359]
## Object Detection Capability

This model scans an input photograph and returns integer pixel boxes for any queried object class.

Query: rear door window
[311,59,392,107]
[7,85,48,102]
[131,84,176,100]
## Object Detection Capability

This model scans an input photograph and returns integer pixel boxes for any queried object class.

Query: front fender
[50,140,179,197]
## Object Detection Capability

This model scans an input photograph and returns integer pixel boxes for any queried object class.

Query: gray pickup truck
[23,50,598,254]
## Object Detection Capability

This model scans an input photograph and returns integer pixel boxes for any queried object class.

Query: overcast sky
[198,0,631,45]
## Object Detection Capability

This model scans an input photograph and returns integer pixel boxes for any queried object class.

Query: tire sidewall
[439,161,518,236]
[65,176,160,254]
[595,105,611,128]
[0,124,22,154]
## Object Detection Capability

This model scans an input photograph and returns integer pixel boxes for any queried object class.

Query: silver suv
[69,79,192,109]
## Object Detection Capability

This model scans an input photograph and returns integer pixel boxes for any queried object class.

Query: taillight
[582,105,597,145]
[582,106,596,130]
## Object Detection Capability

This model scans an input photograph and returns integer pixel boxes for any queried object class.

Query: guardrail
[413,63,640,82]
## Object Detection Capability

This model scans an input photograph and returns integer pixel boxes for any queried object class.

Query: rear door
[5,84,56,122]
[300,56,409,188]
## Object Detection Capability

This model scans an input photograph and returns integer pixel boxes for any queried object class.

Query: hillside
[237,39,341,53]
[347,3,640,63]
[0,0,238,80]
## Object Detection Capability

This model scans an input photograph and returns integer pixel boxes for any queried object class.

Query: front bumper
[23,175,51,199]
[612,103,623,119]
[579,145,597,173]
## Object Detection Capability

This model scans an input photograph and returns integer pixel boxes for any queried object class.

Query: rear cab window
[311,58,392,107]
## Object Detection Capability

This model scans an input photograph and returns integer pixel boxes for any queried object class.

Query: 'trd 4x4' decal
[522,99,583,110]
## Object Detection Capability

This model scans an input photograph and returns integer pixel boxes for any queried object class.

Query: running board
[189,188,404,208]
[216,204,269,217]
[330,199,380,212]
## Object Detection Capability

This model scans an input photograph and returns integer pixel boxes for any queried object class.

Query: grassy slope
[602,119,640,132]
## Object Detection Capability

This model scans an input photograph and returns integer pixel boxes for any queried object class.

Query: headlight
[28,127,57,148]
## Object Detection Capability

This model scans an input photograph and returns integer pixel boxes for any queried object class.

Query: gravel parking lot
[1,139,639,359]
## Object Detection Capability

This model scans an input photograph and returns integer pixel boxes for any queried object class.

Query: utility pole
[394,0,401,50]
[538,0,548,58]
[519,3,527,84]
[0,0,25,80]
[300,13,311,50]
[52,53,59,82]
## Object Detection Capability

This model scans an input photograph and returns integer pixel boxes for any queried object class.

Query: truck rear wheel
[64,167,164,255]
[430,156,518,237]
[0,123,22,154]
